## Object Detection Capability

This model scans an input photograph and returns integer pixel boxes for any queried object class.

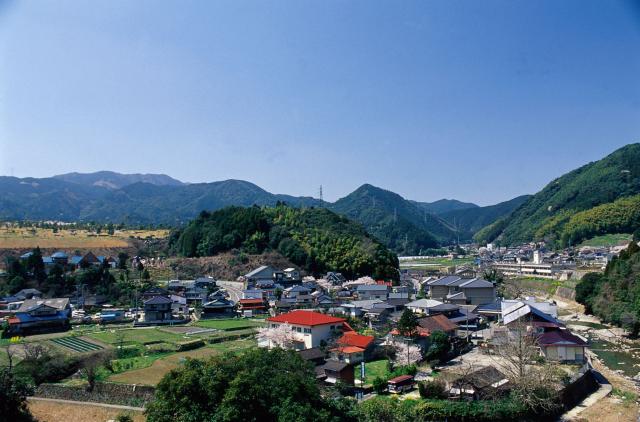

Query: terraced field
[51,337,103,352]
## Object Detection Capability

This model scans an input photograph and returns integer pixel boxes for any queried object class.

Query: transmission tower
[318,185,323,202]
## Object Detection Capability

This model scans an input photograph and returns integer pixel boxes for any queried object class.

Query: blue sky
[0,0,639,205]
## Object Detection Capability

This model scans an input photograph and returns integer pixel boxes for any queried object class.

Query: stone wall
[555,286,576,301]
[35,382,155,407]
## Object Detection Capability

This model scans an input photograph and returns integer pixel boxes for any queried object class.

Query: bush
[418,380,447,399]
[372,376,387,394]
[176,339,205,352]
[115,413,133,422]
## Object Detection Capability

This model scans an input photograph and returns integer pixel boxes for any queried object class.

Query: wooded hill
[475,143,640,247]
[576,241,640,335]
[169,205,400,280]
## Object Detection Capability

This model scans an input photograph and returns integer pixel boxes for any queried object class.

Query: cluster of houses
[1,256,590,399]
[251,265,589,395]
[20,250,120,270]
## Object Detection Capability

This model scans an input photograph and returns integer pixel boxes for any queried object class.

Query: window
[330,325,335,330]
[303,328,311,334]
[296,327,302,333]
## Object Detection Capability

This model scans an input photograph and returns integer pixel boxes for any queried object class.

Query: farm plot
[194,318,265,331]
[108,339,255,386]
[50,337,103,352]
[87,328,186,346]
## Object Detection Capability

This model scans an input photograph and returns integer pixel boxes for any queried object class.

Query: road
[216,280,244,303]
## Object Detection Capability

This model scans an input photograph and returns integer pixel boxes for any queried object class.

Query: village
[3,242,633,421]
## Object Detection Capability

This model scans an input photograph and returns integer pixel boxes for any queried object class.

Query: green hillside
[576,241,640,335]
[440,195,531,239]
[330,184,456,254]
[476,143,640,245]
[170,204,399,280]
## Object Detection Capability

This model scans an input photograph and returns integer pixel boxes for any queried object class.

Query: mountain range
[4,143,637,253]
[0,171,524,254]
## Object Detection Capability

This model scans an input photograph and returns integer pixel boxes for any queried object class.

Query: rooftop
[267,310,345,326]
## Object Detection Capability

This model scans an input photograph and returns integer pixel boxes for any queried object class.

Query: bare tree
[81,350,115,392]
[490,320,563,412]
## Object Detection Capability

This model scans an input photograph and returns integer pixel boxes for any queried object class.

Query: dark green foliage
[424,331,451,364]
[145,348,352,422]
[170,205,399,280]
[372,376,388,394]
[396,309,419,337]
[356,396,541,422]
[14,349,82,385]
[418,380,447,399]
[575,242,640,336]
[0,368,35,422]
[476,143,640,245]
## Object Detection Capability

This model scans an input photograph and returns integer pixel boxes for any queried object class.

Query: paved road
[217,280,244,303]
[27,396,145,412]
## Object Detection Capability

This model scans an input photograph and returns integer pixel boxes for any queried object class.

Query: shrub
[418,380,447,399]
[176,339,205,352]
[372,376,387,394]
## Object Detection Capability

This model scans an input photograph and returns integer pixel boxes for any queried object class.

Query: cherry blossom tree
[256,322,298,349]
[392,341,422,366]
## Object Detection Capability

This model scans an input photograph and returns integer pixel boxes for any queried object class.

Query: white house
[264,310,350,350]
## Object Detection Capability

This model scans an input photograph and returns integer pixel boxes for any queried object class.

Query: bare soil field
[28,399,145,422]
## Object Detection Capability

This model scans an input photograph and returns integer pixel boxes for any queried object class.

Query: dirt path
[28,397,145,422]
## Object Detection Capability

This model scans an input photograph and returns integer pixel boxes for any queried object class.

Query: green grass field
[86,328,187,346]
[108,339,256,385]
[579,233,632,247]
[194,318,265,331]
[355,359,391,384]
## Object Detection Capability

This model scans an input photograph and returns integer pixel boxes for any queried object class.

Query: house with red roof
[265,310,351,350]
[330,331,375,364]
[538,329,588,363]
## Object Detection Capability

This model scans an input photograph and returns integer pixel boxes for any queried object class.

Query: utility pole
[318,185,323,202]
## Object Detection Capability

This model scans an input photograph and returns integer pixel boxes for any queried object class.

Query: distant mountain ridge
[0,171,524,253]
[54,171,184,189]
[412,198,478,215]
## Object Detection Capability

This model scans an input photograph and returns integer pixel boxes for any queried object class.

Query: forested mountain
[475,144,640,246]
[54,171,184,189]
[330,184,455,254]
[412,198,478,215]
[170,205,399,280]
[576,241,640,335]
[0,171,523,253]
[439,195,531,239]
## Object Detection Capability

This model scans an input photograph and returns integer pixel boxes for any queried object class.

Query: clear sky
[0,0,639,205]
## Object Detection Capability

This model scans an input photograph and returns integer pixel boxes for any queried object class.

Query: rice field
[50,336,104,353]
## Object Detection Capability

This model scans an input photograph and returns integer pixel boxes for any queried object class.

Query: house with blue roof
[7,298,71,335]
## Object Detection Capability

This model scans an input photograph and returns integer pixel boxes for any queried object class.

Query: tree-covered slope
[330,184,457,254]
[170,205,399,280]
[576,241,640,335]
[440,195,531,239]
[477,143,640,245]
[412,198,478,215]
